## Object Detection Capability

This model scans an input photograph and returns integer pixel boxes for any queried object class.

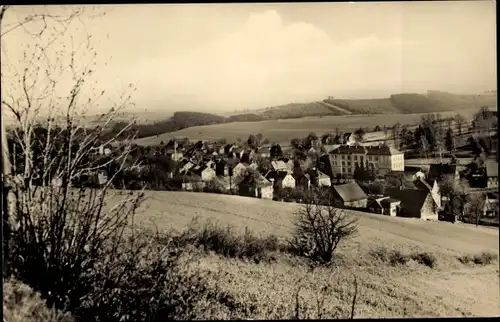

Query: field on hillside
[134,109,478,146]
[121,190,499,318]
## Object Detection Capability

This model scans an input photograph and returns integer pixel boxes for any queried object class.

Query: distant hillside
[110,111,229,139]
[118,91,496,140]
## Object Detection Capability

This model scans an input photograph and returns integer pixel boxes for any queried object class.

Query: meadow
[133,109,478,146]
[116,190,499,318]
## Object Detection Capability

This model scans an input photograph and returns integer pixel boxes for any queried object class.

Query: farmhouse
[308,169,331,187]
[483,192,499,218]
[485,161,498,189]
[414,178,442,209]
[293,172,311,190]
[272,172,296,190]
[232,162,249,178]
[238,174,274,199]
[385,188,439,221]
[368,196,400,216]
[332,182,368,209]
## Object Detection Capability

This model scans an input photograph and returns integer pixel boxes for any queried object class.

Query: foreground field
[121,190,499,317]
[133,109,477,146]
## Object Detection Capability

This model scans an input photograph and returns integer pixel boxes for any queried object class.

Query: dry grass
[3,278,74,322]
[120,190,500,317]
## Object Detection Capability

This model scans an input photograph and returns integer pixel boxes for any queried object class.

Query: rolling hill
[125,90,496,143]
[115,190,499,318]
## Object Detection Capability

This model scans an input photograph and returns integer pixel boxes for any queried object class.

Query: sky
[1,2,497,114]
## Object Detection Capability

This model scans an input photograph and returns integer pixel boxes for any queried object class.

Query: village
[90,119,498,226]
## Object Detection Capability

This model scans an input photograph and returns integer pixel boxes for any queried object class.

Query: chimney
[399,185,404,190]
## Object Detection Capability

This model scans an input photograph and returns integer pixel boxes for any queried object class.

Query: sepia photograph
[1,1,498,320]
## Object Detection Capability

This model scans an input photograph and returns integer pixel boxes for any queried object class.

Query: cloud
[125,9,473,110]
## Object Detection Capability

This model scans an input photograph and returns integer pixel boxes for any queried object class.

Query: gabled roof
[385,188,431,211]
[333,182,367,202]
[485,161,498,177]
[293,172,310,181]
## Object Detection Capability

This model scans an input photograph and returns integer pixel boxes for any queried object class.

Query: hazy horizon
[1,2,497,114]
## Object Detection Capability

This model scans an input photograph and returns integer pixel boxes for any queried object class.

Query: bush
[74,230,215,321]
[410,252,437,268]
[3,278,74,322]
[458,251,498,265]
[177,218,280,263]
[290,190,358,264]
[370,247,437,268]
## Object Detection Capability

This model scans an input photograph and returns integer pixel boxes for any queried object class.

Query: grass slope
[125,190,499,318]
[133,109,478,145]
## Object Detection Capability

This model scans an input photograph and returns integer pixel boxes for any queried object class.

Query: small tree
[290,189,358,264]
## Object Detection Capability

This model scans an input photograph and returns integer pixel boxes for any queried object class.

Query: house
[308,169,331,187]
[238,173,274,199]
[414,178,442,210]
[293,172,311,190]
[232,162,249,178]
[385,188,439,220]
[271,160,289,173]
[271,172,296,190]
[367,196,401,216]
[483,192,499,218]
[485,161,498,189]
[199,166,216,182]
[331,182,368,209]
[428,163,459,184]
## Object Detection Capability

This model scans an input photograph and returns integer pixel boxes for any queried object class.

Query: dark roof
[333,182,367,202]
[428,163,457,180]
[485,162,498,177]
[365,145,402,156]
[331,145,366,155]
[293,172,310,181]
[405,166,423,173]
[414,178,433,191]
[380,197,401,207]
[385,188,431,211]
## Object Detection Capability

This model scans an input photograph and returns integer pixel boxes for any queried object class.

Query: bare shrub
[290,189,358,264]
[369,247,438,268]
[458,251,498,265]
[1,6,215,320]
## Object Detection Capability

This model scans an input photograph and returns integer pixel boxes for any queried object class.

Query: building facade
[329,144,405,176]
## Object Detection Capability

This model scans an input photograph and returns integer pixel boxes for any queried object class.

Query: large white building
[329,144,404,176]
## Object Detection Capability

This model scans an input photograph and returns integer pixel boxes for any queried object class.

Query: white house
[232,162,248,178]
[201,167,216,182]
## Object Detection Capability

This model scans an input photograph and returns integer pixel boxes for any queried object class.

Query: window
[348,162,351,166]
[342,161,345,166]
[354,155,358,160]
